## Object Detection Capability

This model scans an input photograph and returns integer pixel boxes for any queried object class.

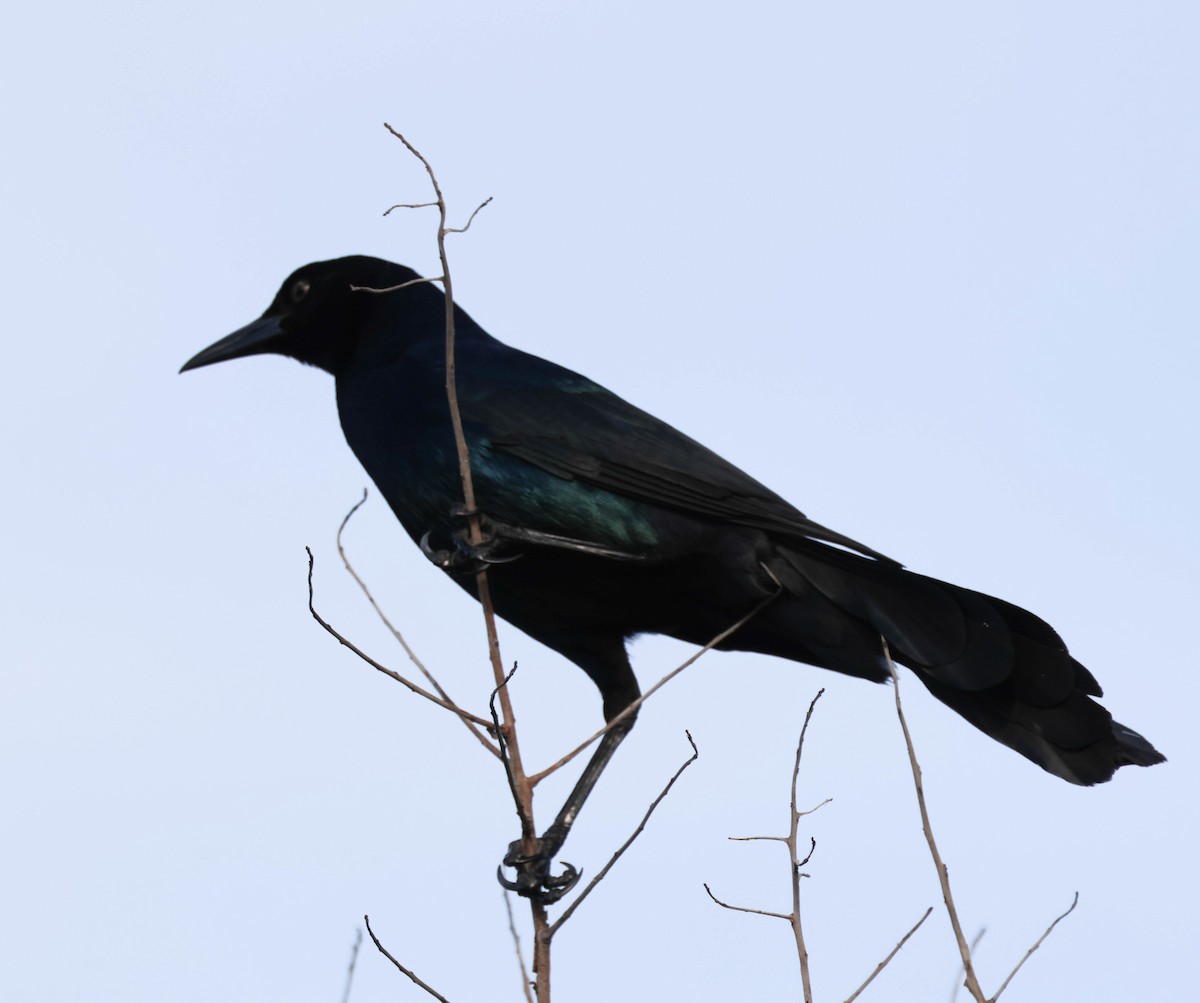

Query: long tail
[765,542,1165,785]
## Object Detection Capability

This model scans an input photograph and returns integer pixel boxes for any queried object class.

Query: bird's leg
[498,716,635,903]
[421,505,644,575]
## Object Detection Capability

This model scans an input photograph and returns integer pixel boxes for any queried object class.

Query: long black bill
[180,315,285,373]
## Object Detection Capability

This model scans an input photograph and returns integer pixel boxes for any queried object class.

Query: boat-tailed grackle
[183,256,1165,902]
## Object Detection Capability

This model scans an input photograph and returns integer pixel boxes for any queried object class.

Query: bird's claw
[497,839,581,904]
[419,514,524,575]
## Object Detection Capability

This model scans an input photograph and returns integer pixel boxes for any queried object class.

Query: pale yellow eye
[291,279,311,303]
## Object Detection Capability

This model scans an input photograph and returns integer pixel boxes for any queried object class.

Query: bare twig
[711,686,930,1000]
[883,638,986,1002]
[786,689,824,1002]
[990,893,1078,1002]
[364,915,455,1003]
[703,882,792,921]
[843,907,934,1003]
[502,891,536,1003]
[383,201,439,214]
[340,927,363,1003]
[529,580,781,785]
[549,732,700,934]
[706,689,825,1003]
[445,196,493,233]
[336,490,500,758]
[306,548,494,729]
[379,125,547,1000]
[351,275,445,294]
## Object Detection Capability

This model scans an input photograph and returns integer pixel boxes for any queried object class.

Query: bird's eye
[291,279,311,303]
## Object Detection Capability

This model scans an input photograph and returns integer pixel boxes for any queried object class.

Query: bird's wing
[464,383,899,566]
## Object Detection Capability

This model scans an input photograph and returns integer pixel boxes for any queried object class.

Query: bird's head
[180,256,428,376]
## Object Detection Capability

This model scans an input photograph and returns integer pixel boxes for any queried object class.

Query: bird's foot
[419,509,524,575]
[497,838,581,905]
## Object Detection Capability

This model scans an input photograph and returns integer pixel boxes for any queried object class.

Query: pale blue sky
[3,3,1197,1000]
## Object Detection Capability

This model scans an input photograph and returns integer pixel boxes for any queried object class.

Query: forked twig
[364,915,455,1002]
[549,732,700,935]
[336,490,500,758]
[377,124,548,998]
[709,687,932,1001]
[306,548,494,730]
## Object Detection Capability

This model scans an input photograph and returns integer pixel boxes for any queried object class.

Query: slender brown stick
[306,548,494,729]
[381,125,547,1001]
[703,883,792,921]
[705,689,825,1003]
[529,581,781,785]
[882,638,986,1002]
[336,490,500,758]
[364,915,455,1002]
[990,893,1078,1002]
[548,732,700,935]
[786,690,825,1002]
[842,907,934,1003]
[502,891,536,1003]
[351,275,444,294]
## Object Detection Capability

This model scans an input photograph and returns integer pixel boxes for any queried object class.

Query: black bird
[183,255,1164,899]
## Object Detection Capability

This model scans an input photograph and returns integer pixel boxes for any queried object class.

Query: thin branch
[990,893,1079,1002]
[502,891,536,1003]
[380,125,547,1001]
[380,121,533,821]
[703,883,792,922]
[350,275,445,295]
[883,638,986,1002]
[786,689,825,1003]
[336,490,500,758]
[842,907,934,1003]
[306,548,494,730]
[548,732,700,935]
[529,581,781,785]
[445,196,493,234]
[340,927,363,1003]
[383,201,439,214]
[364,915,455,1003]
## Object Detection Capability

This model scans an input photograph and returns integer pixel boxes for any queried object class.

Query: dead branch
[502,891,536,1003]
[351,275,445,294]
[336,490,500,758]
[990,893,1078,1002]
[305,547,494,730]
[445,196,493,233]
[379,124,548,999]
[703,883,792,922]
[364,915,455,1003]
[842,907,933,1003]
[549,731,700,935]
[709,687,932,1001]
[883,638,986,1002]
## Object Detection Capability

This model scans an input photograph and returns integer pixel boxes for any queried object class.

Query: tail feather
[774,543,1165,785]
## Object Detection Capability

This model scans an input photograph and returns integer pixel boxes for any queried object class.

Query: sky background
[3,2,1198,1000]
